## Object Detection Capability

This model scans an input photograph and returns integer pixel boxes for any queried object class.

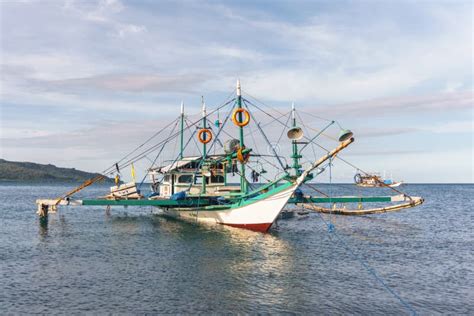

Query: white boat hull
[357,181,403,188]
[159,184,297,232]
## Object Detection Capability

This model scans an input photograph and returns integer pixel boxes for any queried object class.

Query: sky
[0,0,472,183]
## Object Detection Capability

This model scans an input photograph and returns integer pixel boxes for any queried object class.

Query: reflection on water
[1,183,473,314]
[38,216,48,239]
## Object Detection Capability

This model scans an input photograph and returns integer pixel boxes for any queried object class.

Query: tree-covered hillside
[0,159,112,183]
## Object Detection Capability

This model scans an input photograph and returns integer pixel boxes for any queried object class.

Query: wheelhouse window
[163,175,171,183]
[178,174,193,183]
[210,175,224,184]
[194,175,209,185]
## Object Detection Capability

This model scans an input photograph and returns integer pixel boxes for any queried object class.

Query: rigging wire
[297,109,336,123]
[305,182,329,197]
[243,100,287,172]
[207,101,236,153]
[185,118,203,156]
[243,110,291,138]
[136,119,180,189]
[244,92,411,198]
[275,109,292,145]
[101,96,236,176]
[243,90,337,142]
[108,116,180,172]
[294,108,410,197]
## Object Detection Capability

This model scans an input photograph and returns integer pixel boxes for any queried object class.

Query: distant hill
[0,159,113,183]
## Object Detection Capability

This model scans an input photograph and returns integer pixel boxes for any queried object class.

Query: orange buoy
[198,128,213,144]
[232,108,250,127]
[236,146,250,163]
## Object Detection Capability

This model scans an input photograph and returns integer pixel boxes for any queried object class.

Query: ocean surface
[0,183,473,314]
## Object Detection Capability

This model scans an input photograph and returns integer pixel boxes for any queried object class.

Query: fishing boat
[354,172,403,188]
[36,80,423,232]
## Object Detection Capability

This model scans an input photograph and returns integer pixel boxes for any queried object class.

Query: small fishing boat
[354,172,403,188]
[36,80,423,232]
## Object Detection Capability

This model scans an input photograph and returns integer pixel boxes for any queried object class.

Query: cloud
[355,127,420,138]
[42,73,209,93]
[1,1,473,182]
[298,91,473,118]
[63,0,146,38]
[427,120,473,134]
[343,149,425,157]
[206,2,473,104]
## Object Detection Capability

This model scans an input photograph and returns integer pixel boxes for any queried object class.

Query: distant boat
[354,172,403,188]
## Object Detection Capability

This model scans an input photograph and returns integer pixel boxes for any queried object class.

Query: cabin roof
[151,155,223,173]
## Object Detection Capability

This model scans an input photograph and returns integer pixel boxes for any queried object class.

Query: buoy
[237,147,250,163]
[198,128,213,144]
[232,108,250,127]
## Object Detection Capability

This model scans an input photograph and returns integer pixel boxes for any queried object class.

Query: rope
[243,100,287,172]
[335,155,410,198]
[315,211,417,315]
[293,107,412,198]
[108,116,181,173]
[305,182,329,197]
[185,118,203,156]
[327,157,335,231]
[102,96,236,175]
[207,101,236,153]
[137,119,179,189]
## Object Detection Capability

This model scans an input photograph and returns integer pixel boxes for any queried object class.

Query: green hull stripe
[82,198,211,207]
[231,182,294,209]
[81,195,393,207]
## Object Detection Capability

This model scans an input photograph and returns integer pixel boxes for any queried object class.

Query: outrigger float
[37,81,423,232]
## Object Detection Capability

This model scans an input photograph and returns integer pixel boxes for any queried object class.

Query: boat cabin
[149,156,241,197]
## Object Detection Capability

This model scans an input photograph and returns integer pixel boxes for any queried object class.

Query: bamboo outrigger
[36,80,424,232]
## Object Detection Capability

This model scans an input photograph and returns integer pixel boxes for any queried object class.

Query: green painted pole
[236,80,247,193]
[291,102,302,176]
[180,101,184,159]
[201,97,207,194]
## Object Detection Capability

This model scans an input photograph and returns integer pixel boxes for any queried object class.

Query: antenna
[201,96,206,117]
[236,79,241,96]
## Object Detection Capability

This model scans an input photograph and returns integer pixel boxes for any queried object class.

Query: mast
[236,80,247,193]
[201,97,207,194]
[180,101,184,159]
[291,102,302,176]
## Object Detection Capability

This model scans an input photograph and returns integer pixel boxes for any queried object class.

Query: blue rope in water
[315,211,417,315]
[328,157,334,227]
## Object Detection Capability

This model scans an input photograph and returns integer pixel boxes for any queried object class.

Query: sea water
[0,183,473,314]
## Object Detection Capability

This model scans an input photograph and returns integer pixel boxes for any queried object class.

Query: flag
[131,163,136,182]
